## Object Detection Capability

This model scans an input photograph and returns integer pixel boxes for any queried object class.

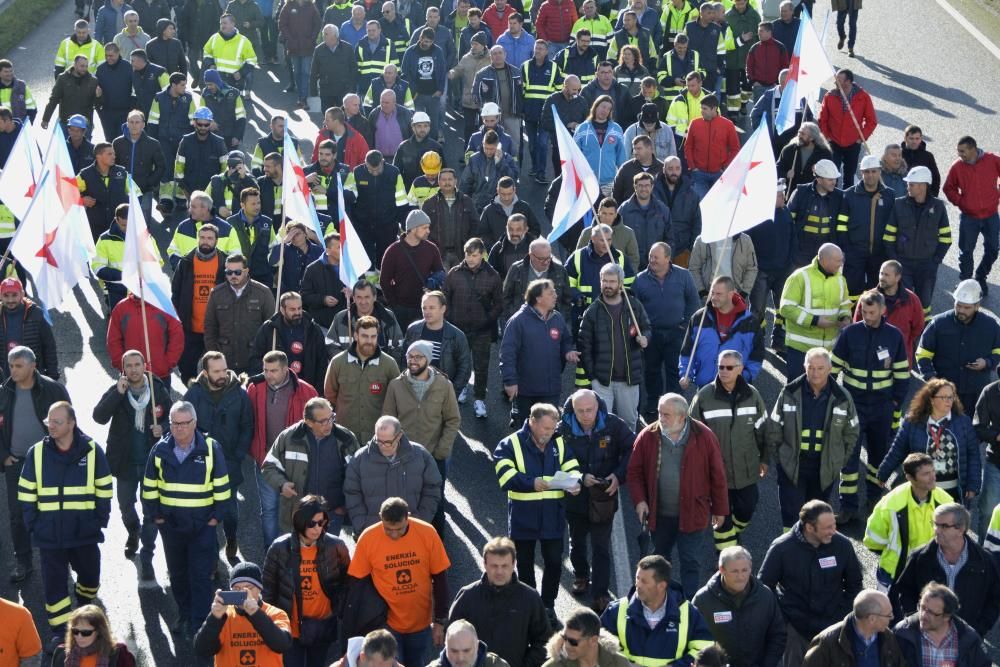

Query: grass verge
[0,0,64,58]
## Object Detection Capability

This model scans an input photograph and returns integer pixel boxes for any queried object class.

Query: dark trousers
[285,636,335,667]
[462,107,480,146]
[469,331,492,399]
[512,394,560,427]
[390,627,431,667]
[260,17,278,60]
[651,516,706,600]
[514,537,563,608]
[840,399,893,511]
[958,212,1000,281]
[777,462,831,530]
[433,456,448,535]
[900,261,937,319]
[713,484,759,550]
[161,522,218,628]
[40,544,101,636]
[785,347,806,383]
[4,457,32,564]
[567,511,613,597]
[117,464,159,564]
[393,306,422,331]
[99,109,130,144]
[749,267,789,342]
[831,142,862,187]
[524,120,550,178]
[843,254,886,302]
[643,327,684,413]
[836,9,859,49]
[178,330,205,385]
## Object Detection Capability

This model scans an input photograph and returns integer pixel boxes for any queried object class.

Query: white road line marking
[934,0,1000,61]
[612,504,631,596]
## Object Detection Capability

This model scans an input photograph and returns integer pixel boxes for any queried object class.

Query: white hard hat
[903,165,933,184]
[813,159,840,179]
[411,111,431,125]
[859,155,881,170]
[952,279,982,305]
[481,102,501,117]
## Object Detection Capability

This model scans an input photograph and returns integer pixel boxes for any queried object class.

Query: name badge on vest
[712,611,732,624]
[818,556,837,569]
[877,346,890,368]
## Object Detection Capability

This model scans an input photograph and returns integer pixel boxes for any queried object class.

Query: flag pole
[271,213,287,351]
[835,78,871,154]
[136,275,160,430]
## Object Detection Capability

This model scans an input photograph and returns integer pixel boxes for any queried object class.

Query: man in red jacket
[818,69,877,187]
[107,293,184,384]
[482,0,516,43]
[683,94,740,201]
[535,0,578,52]
[943,135,1000,295]
[854,260,923,367]
[627,392,729,599]
[745,22,788,95]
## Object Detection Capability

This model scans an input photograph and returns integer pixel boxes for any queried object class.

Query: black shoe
[125,529,140,558]
[545,608,562,631]
[848,48,855,57]
[837,37,845,49]
[171,618,189,636]
[835,510,855,526]
[10,561,32,583]
[978,277,989,298]
[225,539,240,565]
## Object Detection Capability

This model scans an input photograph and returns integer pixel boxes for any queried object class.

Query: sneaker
[458,386,470,404]
[474,400,487,418]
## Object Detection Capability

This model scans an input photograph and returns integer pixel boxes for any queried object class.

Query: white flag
[0,118,43,221]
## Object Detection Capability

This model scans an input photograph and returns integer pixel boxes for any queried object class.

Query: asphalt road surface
[0,0,998,664]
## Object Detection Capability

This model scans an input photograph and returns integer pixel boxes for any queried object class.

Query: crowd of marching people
[0,0,999,664]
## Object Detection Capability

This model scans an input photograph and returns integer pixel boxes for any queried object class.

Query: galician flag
[0,117,43,221]
[122,178,179,320]
[774,6,835,134]
[697,118,777,244]
[9,123,95,311]
[547,107,600,243]
[281,130,324,241]
[337,173,370,286]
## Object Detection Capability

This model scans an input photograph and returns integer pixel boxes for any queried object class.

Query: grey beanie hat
[406,340,433,361]
[405,209,431,232]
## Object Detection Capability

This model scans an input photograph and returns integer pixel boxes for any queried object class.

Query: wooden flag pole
[136,275,159,430]
[271,212,288,351]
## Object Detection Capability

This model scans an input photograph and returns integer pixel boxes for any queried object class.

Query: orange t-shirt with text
[191,255,219,333]
[0,598,42,667]
[213,603,291,667]
[347,518,451,634]
[290,544,335,638]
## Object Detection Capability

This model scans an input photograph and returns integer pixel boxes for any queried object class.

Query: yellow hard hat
[420,151,442,175]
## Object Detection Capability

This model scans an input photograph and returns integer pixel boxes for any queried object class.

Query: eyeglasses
[376,438,399,447]
[933,394,955,401]
[934,522,959,530]
[306,519,328,528]
[530,254,552,263]
[225,269,244,276]
[918,604,945,617]
[71,628,95,637]
[718,364,738,371]
[309,416,335,425]
[170,418,195,427]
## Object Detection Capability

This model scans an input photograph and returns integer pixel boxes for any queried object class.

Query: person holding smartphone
[194,561,293,665]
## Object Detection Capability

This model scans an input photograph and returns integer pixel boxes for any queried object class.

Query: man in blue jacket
[18,402,112,647]
[494,401,581,628]
[183,351,253,565]
[600,555,714,667]
[402,28,447,141]
[500,278,580,426]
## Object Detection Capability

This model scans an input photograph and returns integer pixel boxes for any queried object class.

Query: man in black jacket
[478,176,541,248]
[540,76,586,175]
[250,292,331,390]
[891,503,1000,638]
[300,231,349,329]
[113,110,166,224]
[78,142,130,242]
[170,226,227,384]
[0,279,59,382]
[892,583,991,667]
[449,536,552,667]
[0,346,70,583]
[92,350,170,580]
[310,25,359,114]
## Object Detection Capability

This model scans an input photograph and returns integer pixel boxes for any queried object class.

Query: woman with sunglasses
[51,605,135,667]
[877,378,981,502]
[263,495,351,667]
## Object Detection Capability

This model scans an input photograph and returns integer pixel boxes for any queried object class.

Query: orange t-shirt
[191,255,219,333]
[0,598,42,667]
[347,518,451,634]
[290,544,335,638]
[213,603,291,667]
[80,655,98,667]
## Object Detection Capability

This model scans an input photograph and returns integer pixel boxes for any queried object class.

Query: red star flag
[122,179,179,320]
[547,107,600,243]
[0,117,43,221]
[697,118,777,244]
[9,123,95,310]
[281,130,324,241]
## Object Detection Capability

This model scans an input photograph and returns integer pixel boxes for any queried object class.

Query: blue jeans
[160,522,218,628]
[257,465,280,546]
[290,55,311,98]
[117,465,159,564]
[390,627,432,667]
[690,170,721,200]
[958,212,1000,281]
[652,516,707,600]
[978,460,1000,543]
[414,93,442,141]
[524,120,550,178]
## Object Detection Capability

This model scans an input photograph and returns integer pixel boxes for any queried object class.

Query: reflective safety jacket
[862,482,954,587]
[836,181,895,260]
[779,258,852,353]
[600,588,714,667]
[355,36,396,85]
[570,15,615,55]
[884,195,951,265]
[93,223,128,304]
[657,49,700,96]
[787,182,844,265]
[54,35,106,76]
[251,132,301,175]
[660,1,699,48]
[831,318,909,406]
[987,503,1000,557]
[147,90,197,146]
[202,30,257,75]
[689,376,768,491]
[665,88,706,137]
[567,243,635,308]
[915,310,1000,403]
[175,131,228,196]
[683,19,725,78]
[141,431,231,533]
[17,430,113,550]
[493,424,580,540]
[167,216,240,268]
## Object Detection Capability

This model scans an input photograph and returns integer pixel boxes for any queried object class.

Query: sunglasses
[718,364,738,371]
[560,633,587,647]
[225,269,244,276]
[306,519,328,528]
[72,628,96,637]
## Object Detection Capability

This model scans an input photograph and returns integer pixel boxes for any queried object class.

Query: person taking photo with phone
[194,561,293,665]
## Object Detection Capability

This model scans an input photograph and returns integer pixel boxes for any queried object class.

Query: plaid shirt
[920,623,959,667]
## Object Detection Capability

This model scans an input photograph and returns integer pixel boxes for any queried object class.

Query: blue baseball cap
[67,114,88,129]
